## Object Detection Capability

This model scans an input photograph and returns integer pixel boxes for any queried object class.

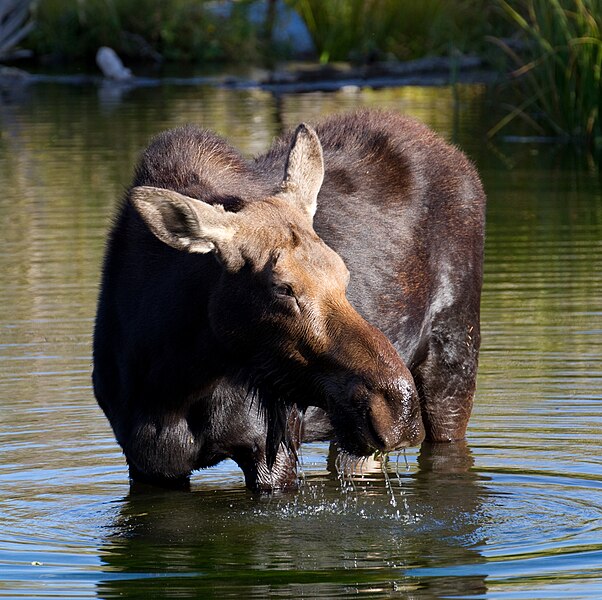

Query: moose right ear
[279,123,324,222]
[129,186,238,255]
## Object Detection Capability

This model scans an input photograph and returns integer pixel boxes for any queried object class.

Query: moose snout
[364,378,425,452]
[328,374,425,457]
[322,300,425,456]
[366,384,425,452]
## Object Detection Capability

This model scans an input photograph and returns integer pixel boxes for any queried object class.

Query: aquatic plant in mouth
[491,0,602,148]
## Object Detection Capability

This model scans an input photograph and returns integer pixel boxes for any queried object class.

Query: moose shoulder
[93,110,485,491]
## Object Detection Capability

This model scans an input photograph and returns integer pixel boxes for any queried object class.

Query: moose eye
[273,283,295,298]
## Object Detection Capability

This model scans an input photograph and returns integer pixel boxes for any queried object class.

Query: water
[1,80,601,599]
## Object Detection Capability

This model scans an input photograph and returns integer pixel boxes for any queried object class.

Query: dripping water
[379,453,398,510]
[296,411,306,487]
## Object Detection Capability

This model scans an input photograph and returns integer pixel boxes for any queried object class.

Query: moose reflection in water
[92,110,485,491]
[98,442,488,598]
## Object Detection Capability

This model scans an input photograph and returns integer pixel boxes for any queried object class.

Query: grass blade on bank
[492,0,602,148]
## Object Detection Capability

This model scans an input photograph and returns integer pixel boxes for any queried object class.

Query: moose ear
[129,186,238,255]
[279,123,324,221]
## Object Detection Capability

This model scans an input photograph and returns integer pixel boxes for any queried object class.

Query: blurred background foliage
[26,0,261,64]
[10,0,513,66]
[1,0,600,149]
[286,0,509,63]
[492,0,601,148]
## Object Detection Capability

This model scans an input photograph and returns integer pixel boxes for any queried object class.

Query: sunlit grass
[491,0,602,148]
[286,0,443,63]
[286,0,504,64]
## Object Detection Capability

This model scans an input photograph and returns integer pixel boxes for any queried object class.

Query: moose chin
[92,109,485,491]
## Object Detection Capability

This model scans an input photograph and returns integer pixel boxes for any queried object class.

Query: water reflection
[97,442,488,598]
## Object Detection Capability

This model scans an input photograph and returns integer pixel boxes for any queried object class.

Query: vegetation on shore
[492,0,601,148]
[25,0,261,65]
[12,0,509,67]
[2,0,600,149]
[0,0,34,60]
[286,0,506,64]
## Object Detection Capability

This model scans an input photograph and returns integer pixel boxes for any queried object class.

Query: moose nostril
[367,393,398,451]
[367,389,425,451]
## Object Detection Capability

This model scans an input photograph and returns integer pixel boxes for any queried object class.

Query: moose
[92,110,485,491]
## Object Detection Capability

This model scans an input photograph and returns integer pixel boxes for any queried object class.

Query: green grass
[27,0,261,65]
[286,0,507,64]
[492,0,602,147]
[286,0,443,63]
[23,0,508,68]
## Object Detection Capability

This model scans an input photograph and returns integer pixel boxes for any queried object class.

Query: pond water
[0,80,601,599]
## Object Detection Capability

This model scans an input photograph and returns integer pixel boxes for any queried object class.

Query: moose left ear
[129,186,238,257]
[279,123,324,221]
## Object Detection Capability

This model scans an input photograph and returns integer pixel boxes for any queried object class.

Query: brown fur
[93,110,485,490]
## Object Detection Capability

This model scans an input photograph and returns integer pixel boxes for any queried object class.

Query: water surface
[0,81,601,599]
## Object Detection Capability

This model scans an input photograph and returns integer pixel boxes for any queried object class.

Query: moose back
[93,110,485,490]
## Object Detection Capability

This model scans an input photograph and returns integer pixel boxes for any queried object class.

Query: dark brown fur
[93,110,485,490]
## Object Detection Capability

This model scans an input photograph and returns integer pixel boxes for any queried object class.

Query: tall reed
[287,0,445,63]
[493,0,602,147]
[0,0,34,59]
